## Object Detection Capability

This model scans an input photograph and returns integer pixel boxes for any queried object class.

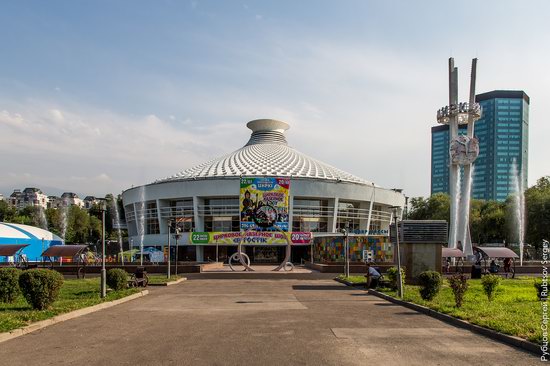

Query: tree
[0,201,17,222]
[478,201,506,243]
[409,193,450,222]
[65,206,90,243]
[525,176,550,249]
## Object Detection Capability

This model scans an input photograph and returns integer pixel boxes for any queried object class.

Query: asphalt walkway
[0,277,538,365]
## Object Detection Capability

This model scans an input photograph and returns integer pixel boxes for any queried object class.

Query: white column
[329,197,339,233]
[193,196,204,232]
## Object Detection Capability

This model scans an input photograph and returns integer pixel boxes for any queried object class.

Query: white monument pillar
[436,58,481,255]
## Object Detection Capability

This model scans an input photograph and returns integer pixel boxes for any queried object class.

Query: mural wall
[313,235,393,263]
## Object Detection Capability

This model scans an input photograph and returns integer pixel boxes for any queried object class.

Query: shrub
[448,274,468,308]
[481,274,501,301]
[19,269,64,310]
[0,267,22,303]
[417,271,442,301]
[107,268,128,291]
[535,280,547,301]
[386,267,405,290]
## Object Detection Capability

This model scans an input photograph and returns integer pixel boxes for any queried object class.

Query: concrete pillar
[193,196,204,232]
[288,195,294,231]
[157,199,167,235]
[196,245,204,262]
[329,197,339,233]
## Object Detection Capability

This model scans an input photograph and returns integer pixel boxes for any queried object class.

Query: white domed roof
[155,119,374,186]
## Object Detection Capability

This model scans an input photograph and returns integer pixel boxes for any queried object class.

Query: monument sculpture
[436,58,481,255]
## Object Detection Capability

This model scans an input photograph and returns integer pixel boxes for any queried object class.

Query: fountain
[511,158,525,266]
[111,196,125,265]
[60,205,68,242]
[137,185,146,265]
[37,205,48,230]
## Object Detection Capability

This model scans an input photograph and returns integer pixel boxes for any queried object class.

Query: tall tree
[525,176,550,248]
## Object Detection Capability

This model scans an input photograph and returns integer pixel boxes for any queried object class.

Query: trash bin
[471,265,482,279]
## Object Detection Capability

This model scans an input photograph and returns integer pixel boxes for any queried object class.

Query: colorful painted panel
[313,235,393,263]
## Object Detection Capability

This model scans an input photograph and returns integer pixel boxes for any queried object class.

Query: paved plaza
[0,276,538,366]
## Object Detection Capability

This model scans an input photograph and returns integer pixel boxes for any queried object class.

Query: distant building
[47,196,61,209]
[60,192,84,208]
[0,194,4,201]
[8,188,48,209]
[431,90,530,201]
[83,196,107,210]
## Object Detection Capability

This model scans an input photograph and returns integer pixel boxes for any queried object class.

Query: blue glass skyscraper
[431,90,529,201]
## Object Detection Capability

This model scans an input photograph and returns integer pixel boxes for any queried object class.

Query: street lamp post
[341,225,350,278]
[167,220,171,279]
[100,203,107,299]
[41,237,44,266]
[174,227,181,277]
[390,206,403,299]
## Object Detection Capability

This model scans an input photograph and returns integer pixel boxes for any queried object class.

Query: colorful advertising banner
[240,177,290,231]
[189,231,312,245]
[313,236,393,263]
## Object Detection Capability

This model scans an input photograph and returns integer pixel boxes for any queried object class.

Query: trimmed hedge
[481,274,501,301]
[448,273,468,308]
[386,267,406,290]
[19,269,64,310]
[417,271,442,301]
[0,267,22,303]
[106,268,128,291]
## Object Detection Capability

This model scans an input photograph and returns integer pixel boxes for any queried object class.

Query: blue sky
[1,0,548,198]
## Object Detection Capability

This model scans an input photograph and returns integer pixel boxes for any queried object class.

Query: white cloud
[0,100,244,196]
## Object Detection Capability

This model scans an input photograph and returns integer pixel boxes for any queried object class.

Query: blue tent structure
[0,222,64,262]
[140,247,164,263]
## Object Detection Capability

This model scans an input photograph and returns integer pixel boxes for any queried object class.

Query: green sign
[190,232,209,244]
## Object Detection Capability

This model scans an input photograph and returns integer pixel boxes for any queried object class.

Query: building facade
[83,196,106,210]
[122,119,406,263]
[60,192,84,208]
[8,188,49,209]
[431,90,529,201]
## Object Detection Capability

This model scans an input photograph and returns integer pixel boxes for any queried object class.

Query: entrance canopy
[0,244,29,256]
[442,248,466,258]
[474,246,519,259]
[42,245,88,258]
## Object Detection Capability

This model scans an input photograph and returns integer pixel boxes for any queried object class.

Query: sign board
[240,177,290,231]
[189,231,312,245]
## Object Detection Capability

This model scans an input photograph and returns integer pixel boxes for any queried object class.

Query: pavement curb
[149,277,187,286]
[0,290,149,344]
[368,289,539,355]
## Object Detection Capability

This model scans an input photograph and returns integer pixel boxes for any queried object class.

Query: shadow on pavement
[393,311,423,316]
[292,285,354,291]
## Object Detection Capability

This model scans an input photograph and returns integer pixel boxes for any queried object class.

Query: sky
[1,0,548,199]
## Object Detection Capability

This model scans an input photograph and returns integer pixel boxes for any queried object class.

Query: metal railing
[197,204,239,216]
[126,203,393,224]
[292,204,332,218]
[159,205,194,219]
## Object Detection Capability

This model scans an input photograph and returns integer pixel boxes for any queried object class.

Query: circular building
[122,119,405,263]
[0,223,64,262]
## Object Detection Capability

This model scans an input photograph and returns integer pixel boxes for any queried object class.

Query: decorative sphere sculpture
[449,135,479,166]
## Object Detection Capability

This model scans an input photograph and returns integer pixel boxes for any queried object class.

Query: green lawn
[336,274,367,284]
[147,275,182,285]
[378,276,541,343]
[0,278,139,333]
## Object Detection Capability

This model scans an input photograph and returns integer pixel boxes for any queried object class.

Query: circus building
[0,223,63,262]
[121,119,405,264]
